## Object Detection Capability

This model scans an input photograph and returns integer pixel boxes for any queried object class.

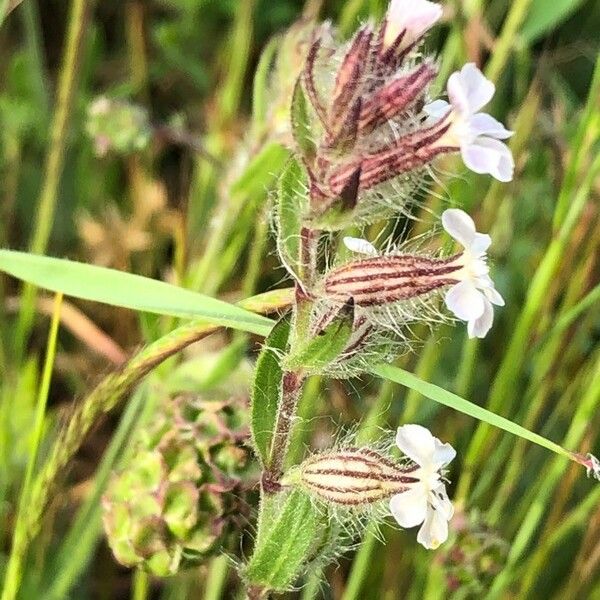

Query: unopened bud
[292,448,417,506]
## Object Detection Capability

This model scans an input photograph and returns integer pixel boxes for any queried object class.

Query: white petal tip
[343,236,378,256]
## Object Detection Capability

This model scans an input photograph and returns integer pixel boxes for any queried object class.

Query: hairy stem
[264,370,306,491]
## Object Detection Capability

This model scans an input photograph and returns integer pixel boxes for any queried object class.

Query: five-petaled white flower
[442,208,504,338]
[390,424,455,549]
[384,0,443,51]
[426,63,514,182]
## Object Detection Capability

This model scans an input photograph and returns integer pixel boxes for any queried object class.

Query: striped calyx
[298,448,418,506]
[323,253,462,307]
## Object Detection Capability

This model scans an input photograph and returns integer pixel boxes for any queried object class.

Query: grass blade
[1,293,63,600]
[0,250,274,336]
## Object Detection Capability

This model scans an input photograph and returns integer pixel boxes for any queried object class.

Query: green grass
[0,0,599,598]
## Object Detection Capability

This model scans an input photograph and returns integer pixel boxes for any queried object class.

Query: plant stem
[14,0,92,362]
[132,570,149,600]
[264,370,305,489]
[204,554,230,600]
[2,293,63,600]
[485,0,533,83]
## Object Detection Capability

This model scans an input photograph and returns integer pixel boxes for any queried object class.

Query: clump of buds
[102,394,253,576]
[86,96,152,157]
[290,0,513,230]
[287,424,456,549]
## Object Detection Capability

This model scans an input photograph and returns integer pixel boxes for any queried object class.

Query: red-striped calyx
[323,253,462,307]
[297,448,418,506]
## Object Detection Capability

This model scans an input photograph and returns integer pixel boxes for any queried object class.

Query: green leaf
[251,317,291,465]
[371,364,572,460]
[0,250,274,336]
[521,0,584,42]
[286,304,354,372]
[276,158,307,276]
[291,80,316,161]
[252,34,280,130]
[245,490,321,592]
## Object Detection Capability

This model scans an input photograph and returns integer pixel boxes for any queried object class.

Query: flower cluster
[272,0,515,552]
[276,0,512,355]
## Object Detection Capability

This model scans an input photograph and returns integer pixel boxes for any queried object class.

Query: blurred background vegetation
[0,0,599,598]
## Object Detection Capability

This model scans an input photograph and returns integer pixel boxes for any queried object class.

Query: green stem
[553,56,600,228]
[204,554,230,600]
[14,0,92,361]
[341,529,380,600]
[2,293,63,600]
[131,570,149,600]
[485,0,534,83]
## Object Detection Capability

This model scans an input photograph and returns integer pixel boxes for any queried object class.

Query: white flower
[425,63,514,182]
[384,0,443,51]
[343,236,378,256]
[442,208,504,338]
[390,424,455,549]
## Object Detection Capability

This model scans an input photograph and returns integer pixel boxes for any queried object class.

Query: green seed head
[102,393,253,576]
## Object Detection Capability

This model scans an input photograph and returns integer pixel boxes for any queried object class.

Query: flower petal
[432,484,454,520]
[431,438,456,469]
[424,99,451,120]
[467,297,494,338]
[445,281,485,321]
[343,236,378,256]
[461,136,514,182]
[469,113,513,140]
[386,0,443,48]
[416,505,449,549]
[448,63,495,114]
[395,424,437,466]
[390,488,428,528]
[441,208,476,247]
[484,285,505,306]
[470,232,492,256]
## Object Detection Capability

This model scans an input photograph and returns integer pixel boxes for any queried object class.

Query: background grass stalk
[457,145,600,501]
[1,293,63,600]
[45,383,154,599]
[14,0,92,362]
[488,349,600,597]
[485,0,534,83]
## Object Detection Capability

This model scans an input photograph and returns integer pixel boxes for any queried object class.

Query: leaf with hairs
[251,317,291,465]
